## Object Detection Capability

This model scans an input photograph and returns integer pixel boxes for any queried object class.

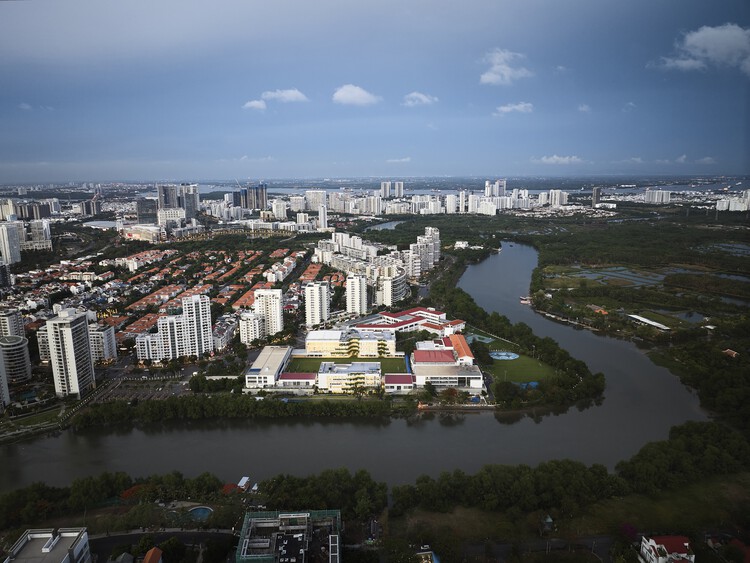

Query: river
[0,244,706,492]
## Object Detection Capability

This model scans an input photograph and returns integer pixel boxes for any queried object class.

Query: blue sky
[0,0,748,182]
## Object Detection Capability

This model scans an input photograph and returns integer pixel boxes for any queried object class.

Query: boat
[520,296,531,304]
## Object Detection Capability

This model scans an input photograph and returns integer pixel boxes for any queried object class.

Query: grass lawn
[10,408,61,427]
[286,356,408,374]
[483,354,556,383]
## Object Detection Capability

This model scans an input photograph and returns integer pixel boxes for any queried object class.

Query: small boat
[520,296,531,304]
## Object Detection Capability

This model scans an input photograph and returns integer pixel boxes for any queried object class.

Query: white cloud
[554,65,567,73]
[622,101,637,112]
[18,102,32,110]
[402,91,438,107]
[676,154,688,163]
[654,23,750,76]
[696,156,716,164]
[386,157,411,163]
[480,48,533,85]
[261,88,309,103]
[242,99,266,111]
[532,155,583,165]
[332,84,381,106]
[613,157,643,164]
[492,102,533,116]
[578,104,591,113]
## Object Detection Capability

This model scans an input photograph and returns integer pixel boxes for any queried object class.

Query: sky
[0,0,748,182]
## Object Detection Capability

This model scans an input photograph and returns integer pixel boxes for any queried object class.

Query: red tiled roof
[278,372,317,380]
[413,350,455,364]
[384,374,414,385]
[449,334,474,359]
[651,536,691,555]
[143,547,163,563]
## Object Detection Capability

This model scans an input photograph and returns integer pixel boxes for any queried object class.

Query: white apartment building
[0,222,21,265]
[549,189,569,208]
[318,205,328,229]
[305,281,331,327]
[305,190,327,211]
[45,309,95,398]
[136,295,214,362]
[394,181,404,198]
[644,189,671,204]
[254,288,284,336]
[346,274,367,315]
[0,309,24,337]
[157,207,186,228]
[380,181,392,198]
[239,311,266,344]
[272,200,288,220]
[0,335,32,389]
[87,324,117,363]
[4,528,92,563]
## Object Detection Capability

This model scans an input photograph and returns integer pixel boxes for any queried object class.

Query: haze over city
[1,0,748,182]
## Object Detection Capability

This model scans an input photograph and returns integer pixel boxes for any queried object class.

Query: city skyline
[0,0,748,181]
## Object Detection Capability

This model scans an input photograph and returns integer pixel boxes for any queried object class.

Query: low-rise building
[3,528,92,563]
[305,328,396,357]
[638,535,694,563]
[245,346,292,389]
[317,361,381,393]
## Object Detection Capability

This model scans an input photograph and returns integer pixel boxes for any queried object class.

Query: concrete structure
[0,335,32,389]
[245,346,292,389]
[346,274,367,315]
[644,189,671,204]
[88,324,117,363]
[638,536,694,563]
[3,528,92,563]
[317,361,381,393]
[305,328,396,357]
[254,289,284,336]
[236,510,341,563]
[45,309,95,398]
[304,281,330,327]
[0,222,21,264]
[276,372,317,388]
[383,373,415,394]
[239,312,266,344]
[0,308,24,337]
[136,295,214,362]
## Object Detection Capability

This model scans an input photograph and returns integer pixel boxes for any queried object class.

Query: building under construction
[235,510,342,563]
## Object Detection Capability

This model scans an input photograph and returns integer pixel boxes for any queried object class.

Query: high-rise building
[136,295,213,362]
[272,200,288,220]
[0,335,32,388]
[0,309,24,337]
[0,222,21,264]
[88,324,117,363]
[157,184,180,209]
[305,190,327,212]
[549,189,568,208]
[179,183,200,220]
[45,309,95,398]
[0,262,11,288]
[394,181,404,198]
[380,181,392,199]
[136,198,159,224]
[181,294,213,357]
[592,187,602,207]
[346,274,367,316]
[318,205,328,229]
[305,281,330,327]
[0,347,9,409]
[254,289,284,336]
[239,312,266,344]
[644,189,671,204]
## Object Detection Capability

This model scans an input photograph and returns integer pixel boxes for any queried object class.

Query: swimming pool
[189,506,214,522]
[490,351,519,360]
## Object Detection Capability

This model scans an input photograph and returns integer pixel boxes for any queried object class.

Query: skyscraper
[179,183,200,220]
[394,181,404,198]
[254,289,284,336]
[380,181,392,198]
[46,309,95,398]
[0,309,24,337]
[346,274,367,316]
[136,198,159,224]
[0,335,32,387]
[157,184,179,209]
[0,222,21,264]
[592,187,602,207]
[318,205,328,229]
[181,294,213,358]
[305,281,330,327]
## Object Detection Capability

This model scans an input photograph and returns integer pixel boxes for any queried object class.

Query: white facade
[346,274,367,315]
[0,222,21,265]
[0,335,31,390]
[318,204,328,229]
[47,309,95,398]
[4,528,92,563]
[254,288,284,336]
[0,309,24,337]
[88,324,117,363]
[305,281,331,327]
[644,189,671,204]
[239,311,266,344]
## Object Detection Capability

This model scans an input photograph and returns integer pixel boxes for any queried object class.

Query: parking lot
[92,379,190,404]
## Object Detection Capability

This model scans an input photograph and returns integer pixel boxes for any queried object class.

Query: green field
[286,356,408,374]
[484,354,556,383]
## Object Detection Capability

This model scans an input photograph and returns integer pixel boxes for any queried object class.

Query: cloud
[386,157,411,163]
[696,156,716,164]
[578,104,591,113]
[654,23,750,76]
[261,88,309,103]
[676,154,688,163]
[480,48,533,85]
[18,102,32,111]
[532,155,583,165]
[492,101,533,116]
[622,101,637,112]
[613,157,644,164]
[332,84,381,106]
[242,99,266,111]
[554,65,567,73]
[402,91,438,107]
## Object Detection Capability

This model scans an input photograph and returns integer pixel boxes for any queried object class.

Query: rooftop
[5,528,88,563]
